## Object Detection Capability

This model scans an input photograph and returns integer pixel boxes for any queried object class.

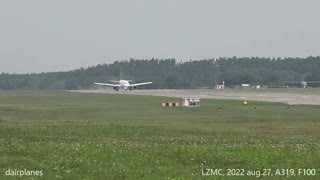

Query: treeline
[1,57,320,90]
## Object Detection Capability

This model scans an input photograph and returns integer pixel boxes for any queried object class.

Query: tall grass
[0,91,319,179]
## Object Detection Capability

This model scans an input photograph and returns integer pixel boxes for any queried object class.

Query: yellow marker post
[243,100,248,105]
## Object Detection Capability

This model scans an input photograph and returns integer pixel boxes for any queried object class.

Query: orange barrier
[161,102,180,107]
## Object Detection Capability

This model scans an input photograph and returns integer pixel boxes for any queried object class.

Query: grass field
[0,91,319,179]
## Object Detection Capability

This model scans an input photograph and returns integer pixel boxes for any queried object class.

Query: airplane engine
[129,86,136,91]
[113,87,119,91]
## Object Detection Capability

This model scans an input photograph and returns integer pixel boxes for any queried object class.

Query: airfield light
[243,100,248,105]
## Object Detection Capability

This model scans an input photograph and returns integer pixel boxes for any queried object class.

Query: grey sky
[1,0,320,73]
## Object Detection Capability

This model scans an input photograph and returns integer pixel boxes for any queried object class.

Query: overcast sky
[1,0,320,73]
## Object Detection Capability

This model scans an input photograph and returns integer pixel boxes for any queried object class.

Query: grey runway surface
[71,89,320,105]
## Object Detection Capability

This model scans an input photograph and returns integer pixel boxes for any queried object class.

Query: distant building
[241,84,251,88]
[215,81,225,89]
[215,84,225,89]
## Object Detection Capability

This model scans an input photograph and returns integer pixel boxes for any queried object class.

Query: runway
[71,89,320,105]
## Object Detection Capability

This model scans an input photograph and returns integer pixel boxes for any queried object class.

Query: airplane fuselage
[119,80,130,90]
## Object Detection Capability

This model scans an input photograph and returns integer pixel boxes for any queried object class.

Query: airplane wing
[94,82,120,87]
[129,82,152,87]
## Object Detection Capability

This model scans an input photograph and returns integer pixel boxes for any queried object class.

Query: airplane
[94,79,152,91]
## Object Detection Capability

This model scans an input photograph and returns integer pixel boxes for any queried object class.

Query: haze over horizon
[1,0,320,74]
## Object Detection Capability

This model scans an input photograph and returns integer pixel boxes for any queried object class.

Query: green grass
[0,91,319,179]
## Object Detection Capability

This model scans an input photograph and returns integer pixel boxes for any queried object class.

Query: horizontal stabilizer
[110,80,120,83]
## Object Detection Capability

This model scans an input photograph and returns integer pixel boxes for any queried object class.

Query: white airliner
[94,80,152,91]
